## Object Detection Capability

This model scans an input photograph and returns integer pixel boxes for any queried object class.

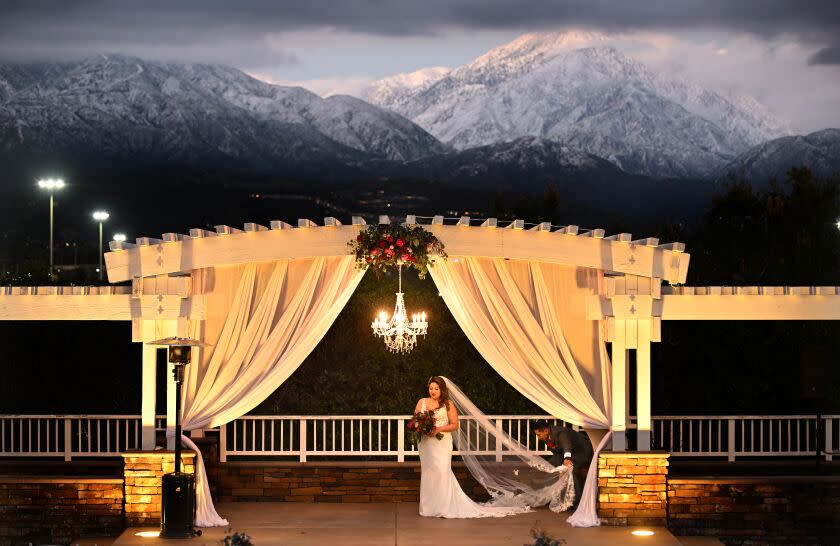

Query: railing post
[299,418,307,463]
[63,418,72,462]
[495,419,503,462]
[825,417,833,462]
[727,419,736,462]
[219,423,227,463]
[397,418,405,463]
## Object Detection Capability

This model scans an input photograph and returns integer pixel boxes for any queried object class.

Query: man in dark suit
[533,420,594,507]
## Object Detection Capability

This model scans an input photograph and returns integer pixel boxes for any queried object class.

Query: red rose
[371,248,381,256]
[379,241,386,248]
[401,253,410,261]
[386,236,394,243]
[365,257,372,263]
[396,238,405,247]
[385,248,394,256]
[356,234,363,242]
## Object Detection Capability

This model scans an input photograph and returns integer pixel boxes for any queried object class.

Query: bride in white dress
[415,376,575,518]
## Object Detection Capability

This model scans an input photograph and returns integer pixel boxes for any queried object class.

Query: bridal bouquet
[407,410,443,445]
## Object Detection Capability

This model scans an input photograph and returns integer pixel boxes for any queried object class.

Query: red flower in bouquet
[546,440,557,450]
[407,410,443,445]
[396,238,405,247]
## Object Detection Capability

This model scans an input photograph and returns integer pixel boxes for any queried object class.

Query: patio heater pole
[150,338,204,539]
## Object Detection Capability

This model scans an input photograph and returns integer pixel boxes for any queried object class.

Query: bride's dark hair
[428,376,451,409]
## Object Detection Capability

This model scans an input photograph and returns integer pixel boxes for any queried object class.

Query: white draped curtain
[429,257,612,527]
[169,251,612,527]
[179,256,366,526]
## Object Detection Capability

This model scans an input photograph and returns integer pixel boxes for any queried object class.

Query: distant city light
[113,233,127,242]
[92,211,110,221]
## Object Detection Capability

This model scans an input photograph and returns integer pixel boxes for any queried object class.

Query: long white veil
[440,376,576,512]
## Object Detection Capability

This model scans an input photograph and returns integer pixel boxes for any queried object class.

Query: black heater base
[161,472,199,538]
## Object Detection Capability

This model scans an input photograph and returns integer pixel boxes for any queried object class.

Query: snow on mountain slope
[718,128,840,182]
[363,32,790,179]
[0,55,446,168]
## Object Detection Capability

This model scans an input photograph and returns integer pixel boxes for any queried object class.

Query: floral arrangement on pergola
[348,224,447,278]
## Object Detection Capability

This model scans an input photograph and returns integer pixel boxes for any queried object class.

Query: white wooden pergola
[2,214,839,452]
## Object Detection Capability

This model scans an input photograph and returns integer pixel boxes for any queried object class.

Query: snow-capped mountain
[362,32,791,179]
[0,55,446,170]
[717,128,840,182]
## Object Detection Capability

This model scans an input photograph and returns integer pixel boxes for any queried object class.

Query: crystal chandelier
[371,264,428,354]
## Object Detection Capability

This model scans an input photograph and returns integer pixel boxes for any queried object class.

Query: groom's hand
[563,458,573,467]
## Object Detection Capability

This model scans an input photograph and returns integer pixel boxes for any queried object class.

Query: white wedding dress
[418,399,533,518]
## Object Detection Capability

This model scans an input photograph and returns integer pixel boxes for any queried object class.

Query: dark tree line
[1,167,838,415]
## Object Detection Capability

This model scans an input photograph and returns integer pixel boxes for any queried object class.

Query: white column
[611,319,627,451]
[140,342,158,450]
[636,319,652,451]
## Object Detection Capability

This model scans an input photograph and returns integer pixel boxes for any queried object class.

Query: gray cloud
[809,46,840,65]
[1,0,839,59]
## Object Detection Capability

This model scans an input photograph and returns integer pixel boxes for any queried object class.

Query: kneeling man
[533,420,594,508]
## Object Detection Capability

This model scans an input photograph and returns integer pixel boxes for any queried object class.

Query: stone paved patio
[112,502,715,546]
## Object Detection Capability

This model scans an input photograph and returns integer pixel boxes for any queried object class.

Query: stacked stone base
[597,451,670,526]
[0,477,123,546]
[668,477,840,545]
[121,451,195,526]
[208,461,487,503]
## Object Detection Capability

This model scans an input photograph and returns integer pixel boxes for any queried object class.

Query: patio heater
[149,337,204,539]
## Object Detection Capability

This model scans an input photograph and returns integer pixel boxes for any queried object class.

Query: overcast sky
[1,1,839,132]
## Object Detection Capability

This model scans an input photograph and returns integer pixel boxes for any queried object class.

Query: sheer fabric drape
[429,257,612,527]
[178,256,366,526]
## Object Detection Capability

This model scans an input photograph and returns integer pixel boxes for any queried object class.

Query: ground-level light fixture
[631,529,655,537]
[148,337,207,539]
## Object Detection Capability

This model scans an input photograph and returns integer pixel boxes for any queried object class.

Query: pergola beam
[0,295,204,321]
[104,223,690,284]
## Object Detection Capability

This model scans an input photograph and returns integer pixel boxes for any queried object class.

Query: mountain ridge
[362,32,791,179]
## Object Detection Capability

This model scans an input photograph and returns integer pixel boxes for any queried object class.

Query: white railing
[652,415,840,462]
[0,415,167,461]
[1,414,837,463]
[218,415,570,462]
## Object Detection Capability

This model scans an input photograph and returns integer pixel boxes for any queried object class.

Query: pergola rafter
[103,215,691,285]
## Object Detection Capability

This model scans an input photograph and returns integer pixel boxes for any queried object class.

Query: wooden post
[63,418,72,462]
[299,418,307,462]
[397,418,405,462]
[141,341,158,450]
[637,319,652,450]
[612,320,627,451]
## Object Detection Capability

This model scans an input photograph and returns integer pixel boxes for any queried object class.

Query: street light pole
[92,211,110,281]
[37,178,64,278]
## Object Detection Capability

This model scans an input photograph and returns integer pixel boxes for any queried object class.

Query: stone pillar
[122,451,196,527]
[597,451,669,526]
